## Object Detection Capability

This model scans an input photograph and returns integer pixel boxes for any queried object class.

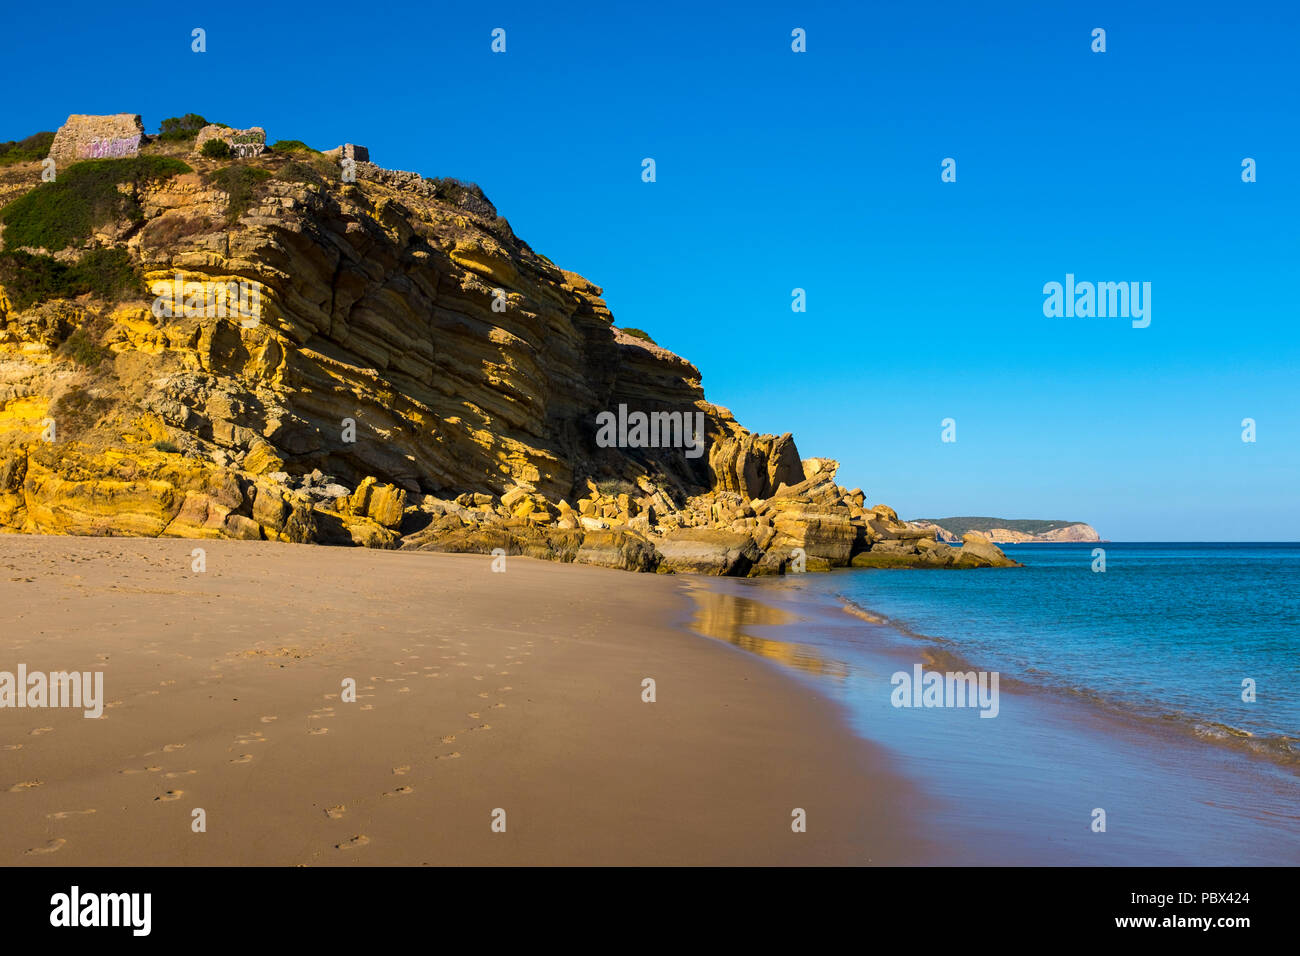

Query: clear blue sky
[6,0,1297,539]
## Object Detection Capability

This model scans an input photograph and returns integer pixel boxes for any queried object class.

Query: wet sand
[0,536,921,865]
[690,574,1300,865]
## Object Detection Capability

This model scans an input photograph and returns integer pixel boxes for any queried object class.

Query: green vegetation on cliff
[916,517,1086,535]
[0,248,141,309]
[157,114,209,141]
[270,139,319,154]
[206,165,272,222]
[0,132,55,165]
[0,156,192,251]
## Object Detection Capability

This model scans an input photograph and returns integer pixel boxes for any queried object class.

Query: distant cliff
[911,518,1101,544]
[0,112,1021,574]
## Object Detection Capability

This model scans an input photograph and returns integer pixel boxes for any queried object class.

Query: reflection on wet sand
[686,583,848,678]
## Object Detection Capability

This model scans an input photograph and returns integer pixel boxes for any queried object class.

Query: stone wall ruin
[193,125,267,158]
[46,114,144,168]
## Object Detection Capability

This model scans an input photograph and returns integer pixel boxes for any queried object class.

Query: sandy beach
[0,536,920,866]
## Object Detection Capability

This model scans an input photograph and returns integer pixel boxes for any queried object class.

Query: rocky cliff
[0,114,1018,573]
[911,518,1101,544]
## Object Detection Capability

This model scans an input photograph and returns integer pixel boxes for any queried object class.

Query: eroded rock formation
[0,116,1017,573]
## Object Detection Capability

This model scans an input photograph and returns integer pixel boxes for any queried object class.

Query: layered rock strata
[0,117,1017,574]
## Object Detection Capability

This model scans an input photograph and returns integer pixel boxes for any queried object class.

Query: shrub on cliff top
[0,131,55,165]
[0,248,142,310]
[158,114,208,141]
[620,327,656,344]
[200,138,232,159]
[0,156,192,251]
[271,140,318,154]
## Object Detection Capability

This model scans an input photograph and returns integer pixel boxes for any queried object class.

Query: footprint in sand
[434,752,461,760]
[383,786,414,797]
[29,727,53,736]
[154,790,184,802]
[477,692,490,699]
[325,805,346,819]
[2,744,22,751]
[393,766,410,776]
[229,754,254,764]
[24,839,66,855]
[498,686,513,692]
[308,728,329,736]
[162,743,185,752]
[164,770,198,779]
[47,809,96,820]
[335,835,369,850]
[440,735,456,743]
[398,687,411,694]
[8,780,42,792]
[260,716,278,723]
[491,703,506,709]
[360,704,374,711]
[473,676,484,681]
[466,712,480,719]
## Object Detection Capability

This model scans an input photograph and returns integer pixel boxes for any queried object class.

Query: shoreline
[833,594,1299,770]
[1,536,923,865]
[690,572,1300,865]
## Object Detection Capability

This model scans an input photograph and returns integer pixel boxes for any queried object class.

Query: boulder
[766,499,856,569]
[655,528,762,576]
[707,432,804,500]
[575,530,659,572]
[955,532,1020,568]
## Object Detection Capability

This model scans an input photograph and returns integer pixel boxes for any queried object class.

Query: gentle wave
[834,593,1300,769]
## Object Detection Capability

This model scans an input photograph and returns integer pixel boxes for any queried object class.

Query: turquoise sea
[687,543,1300,864]
[838,542,1299,760]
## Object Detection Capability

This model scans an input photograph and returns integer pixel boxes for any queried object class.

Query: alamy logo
[50,886,151,936]
[595,404,706,459]
[890,663,999,718]
[0,665,104,718]
[1043,274,1150,328]
[151,274,262,328]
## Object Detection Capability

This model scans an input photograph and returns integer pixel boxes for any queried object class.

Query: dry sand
[0,536,920,865]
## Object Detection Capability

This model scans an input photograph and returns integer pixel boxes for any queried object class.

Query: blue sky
[6,0,1297,539]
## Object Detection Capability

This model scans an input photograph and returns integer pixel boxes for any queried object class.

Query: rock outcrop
[912,519,1100,544]
[0,114,1018,575]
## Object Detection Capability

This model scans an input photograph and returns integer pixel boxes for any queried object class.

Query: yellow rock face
[0,144,1004,575]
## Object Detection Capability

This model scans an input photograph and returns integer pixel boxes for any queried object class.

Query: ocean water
[684,543,1300,864]
[832,542,1300,762]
